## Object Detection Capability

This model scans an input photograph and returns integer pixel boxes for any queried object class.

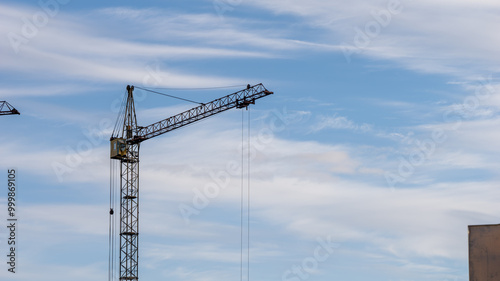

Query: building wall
[469,224,500,281]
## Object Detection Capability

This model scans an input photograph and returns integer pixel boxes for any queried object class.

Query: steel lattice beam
[0,101,20,115]
[115,86,140,281]
[119,142,139,280]
[131,83,273,143]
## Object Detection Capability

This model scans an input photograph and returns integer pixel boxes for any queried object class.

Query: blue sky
[1,0,500,280]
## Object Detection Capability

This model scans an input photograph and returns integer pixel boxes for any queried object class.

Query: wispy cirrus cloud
[4,2,500,281]
[245,0,500,77]
[311,114,372,132]
[0,4,274,92]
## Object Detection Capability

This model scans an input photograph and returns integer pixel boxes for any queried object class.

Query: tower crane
[110,83,273,281]
[0,101,20,115]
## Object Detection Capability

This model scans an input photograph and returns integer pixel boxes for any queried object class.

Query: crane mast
[110,84,273,281]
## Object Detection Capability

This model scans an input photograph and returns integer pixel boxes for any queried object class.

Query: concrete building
[469,224,500,280]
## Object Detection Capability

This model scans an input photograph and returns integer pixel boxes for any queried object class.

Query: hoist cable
[240,107,252,281]
[112,90,128,138]
[142,84,247,91]
[112,160,116,281]
[240,109,244,281]
[108,159,112,281]
[134,86,203,105]
[247,107,251,281]
[108,158,117,281]
[108,159,119,281]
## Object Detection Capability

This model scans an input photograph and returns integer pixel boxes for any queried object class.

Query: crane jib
[130,84,273,144]
[109,83,273,281]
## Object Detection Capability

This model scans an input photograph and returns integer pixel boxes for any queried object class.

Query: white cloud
[1,103,495,280]
[311,114,372,132]
[94,7,321,51]
[122,122,498,266]
[0,4,275,93]
[246,0,500,77]
[22,204,108,236]
[4,0,500,98]
[4,2,500,280]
